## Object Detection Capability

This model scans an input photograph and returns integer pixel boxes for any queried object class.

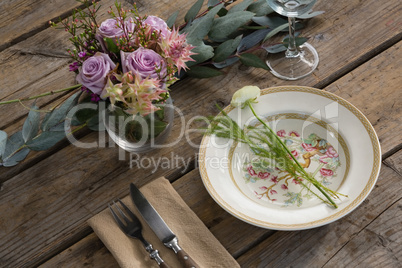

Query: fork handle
[147,246,170,268]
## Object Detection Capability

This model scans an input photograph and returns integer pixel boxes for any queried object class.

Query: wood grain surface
[0,0,401,267]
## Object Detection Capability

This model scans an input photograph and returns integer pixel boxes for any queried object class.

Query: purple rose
[76,53,116,95]
[143,15,170,38]
[120,48,166,79]
[98,17,136,38]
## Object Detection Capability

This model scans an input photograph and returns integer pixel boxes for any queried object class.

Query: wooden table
[1,0,401,267]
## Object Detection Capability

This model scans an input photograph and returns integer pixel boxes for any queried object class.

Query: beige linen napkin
[88,177,240,268]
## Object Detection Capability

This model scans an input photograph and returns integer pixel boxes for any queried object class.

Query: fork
[109,199,170,268]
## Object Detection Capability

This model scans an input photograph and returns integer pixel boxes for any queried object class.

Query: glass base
[266,42,319,80]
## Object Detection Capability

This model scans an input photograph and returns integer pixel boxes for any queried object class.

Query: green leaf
[263,23,289,42]
[0,130,7,156]
[184,0,204,23]
[187,42,215,66]
[184,3,224,45]
[238,53,269,70]
[104,37,119,53]
[213,35,243,62]
[207,0,220,6]
[209,11,255,42]
[149,119,168,138]
[264,44,287,53]
[22,105,40,142]
[247,0,274,16]
[283,36,308,47]
[2,147,30,167]
[3,131,24,159]
[186,66,223,78]
[212,57,239,68]
[26,131,66,151]
[166,10,179,28]
[41,92,80,131]
[237,29,271,52]
[252,16,287,28]
[227,0,254,14]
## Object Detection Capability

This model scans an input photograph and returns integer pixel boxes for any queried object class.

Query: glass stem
[286,16,299,58]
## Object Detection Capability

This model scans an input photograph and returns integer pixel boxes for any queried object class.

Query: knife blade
[130,183,198,268]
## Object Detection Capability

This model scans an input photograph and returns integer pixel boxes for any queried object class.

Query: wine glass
[265,0,319,80]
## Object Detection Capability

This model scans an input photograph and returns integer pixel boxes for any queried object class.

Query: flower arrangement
[206,86,346,208]
[0,0,323,167]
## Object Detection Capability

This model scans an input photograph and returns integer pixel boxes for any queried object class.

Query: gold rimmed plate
[198,86,381,230]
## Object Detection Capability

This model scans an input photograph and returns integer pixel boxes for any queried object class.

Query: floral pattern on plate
[243,130,341,207]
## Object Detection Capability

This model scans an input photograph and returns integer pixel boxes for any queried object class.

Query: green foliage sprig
[167,0,323,78]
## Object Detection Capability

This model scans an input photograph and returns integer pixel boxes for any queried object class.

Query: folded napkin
[88,177,240,268]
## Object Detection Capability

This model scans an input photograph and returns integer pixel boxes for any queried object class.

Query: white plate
[198,86,381,230]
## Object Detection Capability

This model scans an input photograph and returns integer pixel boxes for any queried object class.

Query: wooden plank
[323,199,402,267]
[384,149,402,177]
[0,0,81,51]
[39,233,119,268]
[1,0,402,267]
[236,161,402,267]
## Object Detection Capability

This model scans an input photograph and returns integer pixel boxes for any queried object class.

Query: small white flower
[231,86,261,108]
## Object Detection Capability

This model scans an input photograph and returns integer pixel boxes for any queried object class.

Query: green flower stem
[246,101,338,208]
[0,84,82,106]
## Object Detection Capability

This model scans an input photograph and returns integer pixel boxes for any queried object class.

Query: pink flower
[302,143,315,152]
[259,186,268,190]
[258,172,270,179]
[271,176,278,184]
[270,189,277,195]
[319,157,328,164]
[159,28,196,74]
[326,146,339,158]
[291,150,299,158]
[320,168,334,177]
[247,166,257,176]
[281,184,288,190]
[292,178,303,184]
[289,131,300,137]
[277,129,286,137]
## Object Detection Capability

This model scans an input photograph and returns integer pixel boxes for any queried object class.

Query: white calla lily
[231,86,261,108]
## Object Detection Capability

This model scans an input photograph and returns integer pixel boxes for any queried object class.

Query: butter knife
[130,183,198,268]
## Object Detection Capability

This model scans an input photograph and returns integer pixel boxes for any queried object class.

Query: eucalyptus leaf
[264,43,287,53]
[184,3,224,45]
[186,65,223,78]
[209,11,255,42]
[247,0,274,16]
[187,42,215,66]
[3,131,24,160]
[2,147,30,167]
[212,57,239,68]
[22,105,40,142]
[87,113,103,131]
[0,130,7,156]
[41,92,80,131]
[184,0,204,23]
[252,16,287,28]
[213,35,243,62]
[238,53,270,70]
[149,119,168,138]
[227,0,254,14]
[283,36,308,47]
[263,23,289,42]
[166,10,179,28]
[26,131,66,151]
[207,0,220,6]
[296,10,325,19]
[237,29,271,52]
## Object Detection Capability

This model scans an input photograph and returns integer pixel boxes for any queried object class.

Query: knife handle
[165,238,198,268]
[177,248,198,268]
[160,262,170,268]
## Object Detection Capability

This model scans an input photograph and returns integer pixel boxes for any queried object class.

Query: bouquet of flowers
[58,1,195,116]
